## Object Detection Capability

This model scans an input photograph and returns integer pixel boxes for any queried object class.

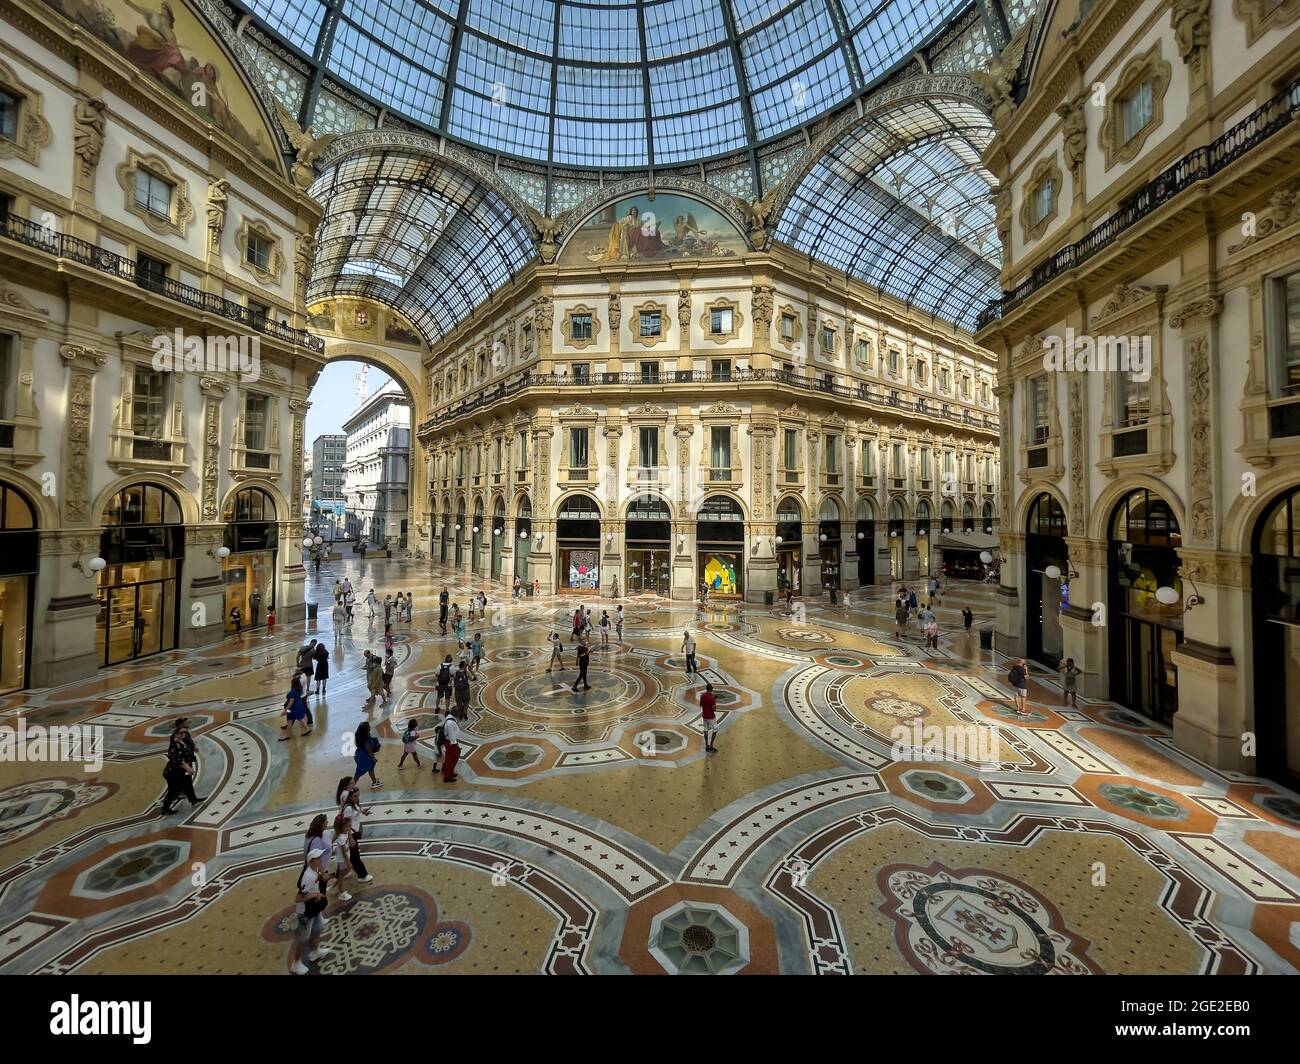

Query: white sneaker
[291,960,309,975]
[357,874,374,883]
[308,947,332,961]
[372,779,384,789]
[337,891,352,901]
[318,915,329,926]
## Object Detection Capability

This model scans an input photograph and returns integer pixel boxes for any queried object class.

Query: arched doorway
[775,497,803,595]
[887,498,906,579]
[514,496,532,584]
[697,495,744,597]
[626,494,672,595]
[222,486,278,633]
[1108,489,1183,722]
[939,499,955,533]
[1026,493,1068,666]
[471,501,484,575]
[490,498,506,580]
[97,483,185,665]
[982,500,994,534]
[818,498,842,590]
[440,508,450,564]
[915,499,931,578]
[0,482,38,691]
[855,497,875,587]
[557,494,601,591]
[1251,486,1300,787]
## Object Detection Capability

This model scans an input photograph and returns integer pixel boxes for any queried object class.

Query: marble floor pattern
[1,556,1298,975]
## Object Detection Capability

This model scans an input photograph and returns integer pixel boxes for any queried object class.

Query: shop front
[1025,493,1068,665]
[914,500,931,578]
[1108,489,1183,723]
[557,494,601,592]
[697,495,744,597]
[817,500,841,590]
[626,494,672,595]
[514,496,532,583]
[855,517,875,586]
[221,487,278,632]
[491,500,505,580]
[0,482,37,692]
[440,511,450,563]
[775,497,803,596]
[887,499,905,580]
[454,504,465,566]
[1253,485,1300,788]
[471,504,484,575]
[96,483,184,665]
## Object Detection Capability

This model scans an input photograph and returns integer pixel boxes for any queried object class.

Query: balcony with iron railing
[977,72,1300,329]
[421,368,1000,437]
[0,212,324,352]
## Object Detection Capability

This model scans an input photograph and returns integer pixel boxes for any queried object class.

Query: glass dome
[240,0,972,169]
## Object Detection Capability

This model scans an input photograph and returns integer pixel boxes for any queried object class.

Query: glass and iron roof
[239,0,973,169]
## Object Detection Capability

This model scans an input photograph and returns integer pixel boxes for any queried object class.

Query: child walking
[399,718,422,769]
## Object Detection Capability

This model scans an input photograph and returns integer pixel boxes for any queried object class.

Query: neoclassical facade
[419,239,1000,603]
[974,0,1300,782]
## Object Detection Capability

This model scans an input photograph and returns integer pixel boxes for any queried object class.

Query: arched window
[106,483,183,526]
[627,494,672,521]
[559,494,601,520]
[887,498,904,521]
[818,498,841,522]
[1027,493,1066,537]
[223,487,277,524]
[1111,489,1180,546]
[777,498,803,523]
[916,499,931,521]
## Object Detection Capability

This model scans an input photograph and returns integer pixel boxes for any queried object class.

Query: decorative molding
[1168,296,1222,330]
[73,95,106,179]
[1098,42,1172,171]
[1185,335,1215,543]
[234,215,287,285]
[1018,154,1062,245]
[1171,0,1211,73]
[698,297,743,344]
[1227,180,1300,253]
[116,149,195,237]
[0,56,52,165]
[629,300,668,348]
[562,304,601,350]
[205,178,230,252]
[1233,0,1300,46]
[1056,95,1086,176]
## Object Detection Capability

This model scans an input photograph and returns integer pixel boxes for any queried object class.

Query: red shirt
[700,692,716,720]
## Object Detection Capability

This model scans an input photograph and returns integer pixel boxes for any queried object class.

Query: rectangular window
[517,430,528,466]
[572,363,590,383]
[942,451,955,478]
[710,307,733,335]
[0,90,19,141]
[639,311,661,338]
[1120,80,1154,144]
[710,358,731,381]
[640,360,659,383]
[248,300,270,327]
[939,366,950,391]
[920,447,931,481]
[783,428,798,469]
[1031,179,1054,224]
[135,252,168,289]
[638,426,658,468]
[243,393,269,452]
[710,426,730,479]
[891,443,904,477]
[820,327,834,354]
[134,168,172,219]
[1030,376,1050,443]
[960,375,971,399]
[569,427,589,471]
[1118,372,1151,427]
[860,438,874,475]
[570,313,592,341]
[781,314,795,340]
[246,231,271,271]
[1271,268,1300,397]
[825,434,839,474]
[887,348,900,375]
[856,339,869,364]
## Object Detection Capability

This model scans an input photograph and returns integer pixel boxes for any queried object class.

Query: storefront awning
[935,531,1000,551]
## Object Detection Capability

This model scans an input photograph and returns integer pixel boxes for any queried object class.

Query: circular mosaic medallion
[647,902,750,975]
[879,863,1101,975]
[864,689,929,721]
[1097,783,1185,820]
[777,627,834,644]
[74,841,190,898]
[0,778,116,845]
[899,770,973,804]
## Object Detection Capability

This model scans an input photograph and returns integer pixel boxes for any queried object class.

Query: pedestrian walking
[383,594,394,625]
[160,719,205,813]
[267,605,276,631]
[512,575,521,602]
[353,720,383,789]
[399,718,422,769]
[533,578,541,598]
[343,588,354,624]
[895,597,909,638]
[701,682,719,753]
[384,624,395,656]
[1058,657,1081,708]
[615,605,624,644]
[453,660,471,717]
[366,588,378,618]
[962,607,974,633]
[439,588,449,634]
[470,632,484,677]
[336,777,373,883]
[230,605,242,636]
[571,606,583,640]
[924,613,940,651]
[547,632,564,673]
[434,655,453,711]
[571,638,592,692]
[311,641,330,696]
[250,589,262,626]
[333,580,344,605]
[363,650,386,708]
[281,678,312,741]
[599,610,610,646]
[287,843,331,975]
[382,648,396,699]
[468,596,477,624]
[441,712,462,783]
[681,631,697,675]
[1008,658,1030,716]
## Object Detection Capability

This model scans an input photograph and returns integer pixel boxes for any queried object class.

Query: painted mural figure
[569,194,746,264]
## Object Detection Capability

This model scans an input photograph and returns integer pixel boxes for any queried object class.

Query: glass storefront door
[559,546,601,591]
[626,549,670,594]
[96,559,179,666]
[777,548,802,595]
[222,551,276,631]
[0,574,30,693]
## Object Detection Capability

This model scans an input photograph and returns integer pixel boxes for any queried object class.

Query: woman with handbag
[160,719,205,814]
[353,721,383,789]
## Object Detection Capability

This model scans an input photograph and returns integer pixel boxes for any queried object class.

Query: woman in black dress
[160,718,205,814]
[312,641,330,696]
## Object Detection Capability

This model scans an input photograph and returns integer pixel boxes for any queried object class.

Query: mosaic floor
[2,557,1299,975]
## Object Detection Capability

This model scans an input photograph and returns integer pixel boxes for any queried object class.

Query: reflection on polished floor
[2,556,1298,975]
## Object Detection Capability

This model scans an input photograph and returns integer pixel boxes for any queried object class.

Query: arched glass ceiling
[777,98,1000,330]
[238,0,972,169]
[306,152,536,343]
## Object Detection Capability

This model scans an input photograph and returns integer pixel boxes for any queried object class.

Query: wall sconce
[605,531,614,545]
[518,529,528,540]
[1157,572,1203,612]
[472,525,480,534]
[676,534,685,551]
[984,525,993,534]
[979,550,994,564]
[493,527,501,536]
[818,533,827,542]
[918,527,927,537]
[855,531,865,540]
[74,554,107,575]
[775,535,783,545]
[455,523,462,531]
[889,530,898,538]
[1043,562,1080,581]
[208,545,232,560]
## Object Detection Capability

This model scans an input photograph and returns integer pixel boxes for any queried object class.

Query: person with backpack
[353,720,382,789]
[435,655,453,711]
[399,718,422,770]
[1008,658,1029,716]
[441,711,462,783]
[382,648,397,699]
[363,650,386,708]
[453,660,472,718]
[547,632,565,673]
[288,843,332,975]
[599,611,611,646]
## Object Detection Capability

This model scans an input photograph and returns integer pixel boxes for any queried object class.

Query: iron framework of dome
[222,0,1041,339]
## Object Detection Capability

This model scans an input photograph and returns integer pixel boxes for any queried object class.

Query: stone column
[671,521,694,601]
[30,531,101,686]
[995,530,1026,657]
[1059,537,1108,699]
[603,518,625,598]
[182,524,229,648]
